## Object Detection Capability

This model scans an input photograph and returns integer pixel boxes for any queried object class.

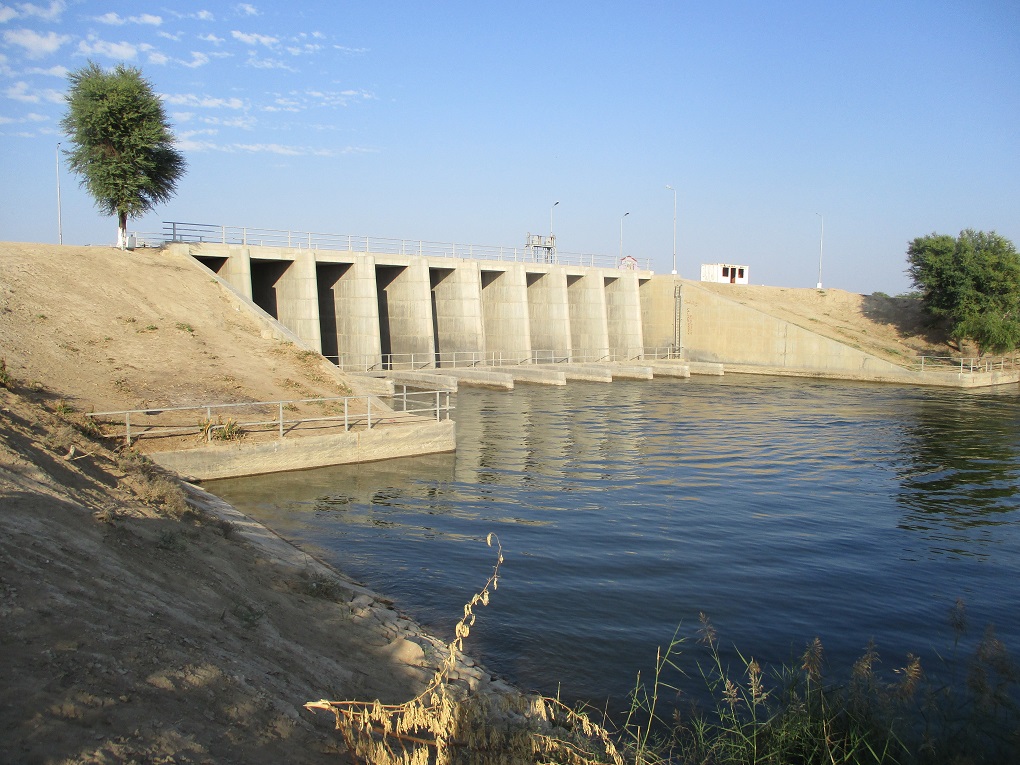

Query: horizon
[1,1,1018,295]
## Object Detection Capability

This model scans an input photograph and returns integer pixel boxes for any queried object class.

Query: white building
[701,263,749,284]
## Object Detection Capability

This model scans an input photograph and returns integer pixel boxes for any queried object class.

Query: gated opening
[316,262,352,364]
[249,259,291,319]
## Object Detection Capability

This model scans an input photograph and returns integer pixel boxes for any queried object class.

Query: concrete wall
[639,275,682,353]
[480,266,532,360]
[679,280,913,380]
[431,263,485,366]
[566,271,610,359]
[316,256,381,366]
[605,272,645,359]
[526,267,571,356]
[376,258,433,368]
[151,419,455,480]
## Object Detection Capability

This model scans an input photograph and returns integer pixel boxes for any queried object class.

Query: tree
[61,61,186,248]
[907,229,1020,355]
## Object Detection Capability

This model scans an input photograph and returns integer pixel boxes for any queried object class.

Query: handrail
[323,347,683,372]
[912,356,1018,374]
[155,221,654,271]
[87,391,453,446]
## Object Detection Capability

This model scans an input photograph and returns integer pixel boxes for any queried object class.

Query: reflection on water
[896,391,1020,554]
[206,376,1020,709]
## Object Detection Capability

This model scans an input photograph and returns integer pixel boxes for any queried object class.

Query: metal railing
[325,347,683,372]
[86,391,453,446]
[912,356,1018,373]
[155,221,653,271]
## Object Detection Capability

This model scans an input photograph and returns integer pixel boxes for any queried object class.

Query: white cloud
[171,111,194,122]
[16,1,65,21]
[3,28,69,57]
[198,32,223,43]
[40,87,61,103]
[0,110,46,123]
[0,5,19,22]
[147,51,169,65]
[231,30,276,47]
[158,31,181,41]
[25,63,64,76]
[5,80,37,101]
[196,10,214,21]
[98,12,161,26]
[236,3,259,16]
[246,55,293,71]
[163,92,246,109]
[181,51,210,68]
[77,35,139,60]
[286,43,322,56]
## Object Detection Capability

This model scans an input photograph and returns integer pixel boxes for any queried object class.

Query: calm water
[206,376,1020,711]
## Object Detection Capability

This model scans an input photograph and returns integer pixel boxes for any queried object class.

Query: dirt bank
[0,243,471,763]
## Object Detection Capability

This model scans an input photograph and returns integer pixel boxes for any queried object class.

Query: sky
[1,1,1018,294]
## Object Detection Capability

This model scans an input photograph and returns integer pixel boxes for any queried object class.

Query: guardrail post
[279,402,284,438]
[125,411,131,447]
[367,398,372,429]
[344,398,349,431]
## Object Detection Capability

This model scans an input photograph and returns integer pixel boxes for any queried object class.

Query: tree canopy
[906,229,1020,355]
[60,61,186,247]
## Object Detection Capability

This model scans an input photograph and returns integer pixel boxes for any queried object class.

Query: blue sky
[1,1,1017,294]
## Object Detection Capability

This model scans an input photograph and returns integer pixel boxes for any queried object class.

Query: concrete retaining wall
[151,419,455,481]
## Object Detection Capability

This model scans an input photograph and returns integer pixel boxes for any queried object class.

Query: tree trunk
[117,210,128,249]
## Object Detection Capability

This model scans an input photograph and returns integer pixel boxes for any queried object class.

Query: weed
[36,313,47,320]
[230,602,265,629]
[198,416,244,442]
[175,322,194,333]
[297,573,350,602]
[54,400,74,416]
[142,324,158,332]
[306,535,625,765]
[0,358,15,390]
[156,530,185,551]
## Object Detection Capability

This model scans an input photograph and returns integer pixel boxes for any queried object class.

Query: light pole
[815,212,824,289]
[550,200,559,237]
[620,211,630,259]
[665,184,677,275]
[56,141,63,245]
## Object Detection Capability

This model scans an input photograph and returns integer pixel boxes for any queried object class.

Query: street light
[56,141,63,245]
[665,184,677,275]
[815,212,824,289]
[550,200,559,237]
[620,211,630,259]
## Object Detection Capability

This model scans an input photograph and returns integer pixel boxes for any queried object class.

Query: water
[206,376,1020,712]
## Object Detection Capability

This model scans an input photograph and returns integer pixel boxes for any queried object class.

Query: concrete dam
[165,241,1018,389]
[171,242,679,373]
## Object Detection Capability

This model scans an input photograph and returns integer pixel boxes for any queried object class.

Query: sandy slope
[0,243,461,763]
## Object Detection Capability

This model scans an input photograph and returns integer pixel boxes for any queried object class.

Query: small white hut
[701,263,749,284]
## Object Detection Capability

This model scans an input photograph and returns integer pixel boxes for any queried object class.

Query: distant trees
[906,230,1020,355]
[61,61,186,248]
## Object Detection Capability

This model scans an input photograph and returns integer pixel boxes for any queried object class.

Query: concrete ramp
[441,368,515,389]
[646,362,691,378]
[485,366,567,386]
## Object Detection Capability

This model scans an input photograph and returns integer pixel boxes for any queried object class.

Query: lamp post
[620,211,630,259]
[56,141,63,245]
[815,212,824,289]
[665,184,677,275]
[550,200,559,237]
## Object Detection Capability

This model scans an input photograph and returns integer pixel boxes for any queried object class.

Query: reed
[307,544,1018,764]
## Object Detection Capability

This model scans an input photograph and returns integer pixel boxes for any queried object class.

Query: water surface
[207,376,1020,710]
